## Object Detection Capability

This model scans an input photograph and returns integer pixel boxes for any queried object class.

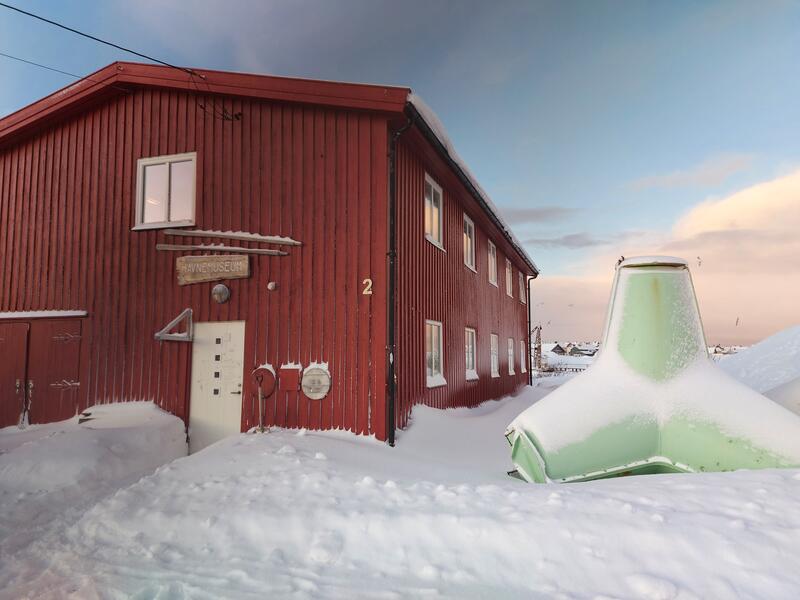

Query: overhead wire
[0,50,133,94]
[0,2,239,121]
[0,1,198,77]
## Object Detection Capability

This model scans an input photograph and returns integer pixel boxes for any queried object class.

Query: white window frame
[519,272,527,304]
[424,173,444,250]
[425,319,446,388]
[520,340,527,373]
[488,240,498,286]
[508,338,515,375]
[134,151,197,230]
[465,327,478,381]
[463,214,476,271]
[505,259,513,297]
[490,333,499,378]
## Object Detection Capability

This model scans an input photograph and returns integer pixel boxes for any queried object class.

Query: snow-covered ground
[720,325,800,414]
[2,384,800,599]
[720,325,800,392]
[0,402,186,591]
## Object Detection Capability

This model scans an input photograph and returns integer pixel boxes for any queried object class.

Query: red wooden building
[0,62,538,449]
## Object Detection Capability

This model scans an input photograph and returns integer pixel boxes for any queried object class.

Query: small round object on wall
[267,281,278,291]
[302,367,331,400]
[211,283,230,304]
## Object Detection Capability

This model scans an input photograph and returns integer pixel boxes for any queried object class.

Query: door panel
[189,321,245,453]
[0,323,29,428]
[27,319,82,424]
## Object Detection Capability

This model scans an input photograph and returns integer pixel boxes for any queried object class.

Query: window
[519,272,526,304]
[425,320,446,387]
[505,259,513,297]
[465,328,478,380]
[520,340,527,373]
[424,174,443,248]
[508,338,515,375]
[135,152,196,229]
[463,214,476,270]
[490,334,499,378]
[488,241,497,286]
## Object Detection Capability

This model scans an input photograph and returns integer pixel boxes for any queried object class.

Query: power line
[0,50,86,79]
[0,50,133,95]
[0,3,239,122]
[0,1,199,78]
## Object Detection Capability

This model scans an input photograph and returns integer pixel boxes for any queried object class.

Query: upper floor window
[488,241,497,286]
[520,340,527,373]
[505,259,513,297]
[425,319,446,387]
[490,333,499,378]
[463,214,476,270]
[424,174,443,248]
[135,152,196,230]
[465,327,478,380]
[508,338,516,375]
[519,272,526,304]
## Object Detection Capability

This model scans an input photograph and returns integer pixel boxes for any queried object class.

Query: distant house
[550,343,567,355]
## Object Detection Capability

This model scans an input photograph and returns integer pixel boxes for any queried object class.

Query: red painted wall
[393,132,532,430]
[0,87,389,438]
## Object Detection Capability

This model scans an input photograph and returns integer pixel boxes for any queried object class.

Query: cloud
[525,229,648,249]
[525,232,607,249]
[534,170,800,345]
[500,205,576,224]
[627,154,754,191]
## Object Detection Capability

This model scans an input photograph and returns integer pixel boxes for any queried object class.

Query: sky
[1,0,799,345]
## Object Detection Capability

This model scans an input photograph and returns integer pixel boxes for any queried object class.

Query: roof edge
[404,97,539,276]
[0,61,411,147]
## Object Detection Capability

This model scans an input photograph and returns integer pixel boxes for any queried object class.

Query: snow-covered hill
[719,325,800,392]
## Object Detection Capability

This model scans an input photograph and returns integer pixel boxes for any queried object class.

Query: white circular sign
[302,367,331,400]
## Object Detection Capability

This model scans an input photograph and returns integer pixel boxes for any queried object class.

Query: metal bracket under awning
[154,308,193,342]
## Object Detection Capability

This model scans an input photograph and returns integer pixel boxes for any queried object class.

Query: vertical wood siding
[394,138,531,430]
[0,88,389,438]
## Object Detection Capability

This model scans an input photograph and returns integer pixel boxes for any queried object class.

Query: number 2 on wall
[362,278,373,295]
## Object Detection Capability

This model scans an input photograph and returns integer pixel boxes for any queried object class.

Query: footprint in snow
[276,444,296,455]
[308,530,344,565]
[418,564,440,581]
[625,574,679,600]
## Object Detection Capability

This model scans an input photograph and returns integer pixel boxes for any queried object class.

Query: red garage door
[0,322,29,428]
[0,319,82,427]
[27,319,82,424]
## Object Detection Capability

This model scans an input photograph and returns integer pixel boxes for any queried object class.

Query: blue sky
[2,0,799,341]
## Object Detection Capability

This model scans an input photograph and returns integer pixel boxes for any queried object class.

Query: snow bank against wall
[0,402,187,495]
[0,402,187,563]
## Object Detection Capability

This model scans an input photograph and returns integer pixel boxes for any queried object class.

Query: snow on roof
[407,93,538,275]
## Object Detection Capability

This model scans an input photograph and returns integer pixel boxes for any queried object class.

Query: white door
[189,321,245,453]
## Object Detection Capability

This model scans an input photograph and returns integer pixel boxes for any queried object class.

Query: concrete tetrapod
[506,256,800,483]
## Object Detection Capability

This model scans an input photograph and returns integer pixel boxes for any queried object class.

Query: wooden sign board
[176,255,249,286]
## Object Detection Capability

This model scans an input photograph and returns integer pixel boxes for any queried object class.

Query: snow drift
[720,324,800,415]
[0,402,187,561]
[506,256,800,483]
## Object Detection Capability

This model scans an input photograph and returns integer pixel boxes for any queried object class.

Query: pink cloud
[534,170,800,345]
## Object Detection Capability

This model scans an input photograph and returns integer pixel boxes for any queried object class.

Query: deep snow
[720,325,800,393]
[0,402,187,582]
[2,386,800,599]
